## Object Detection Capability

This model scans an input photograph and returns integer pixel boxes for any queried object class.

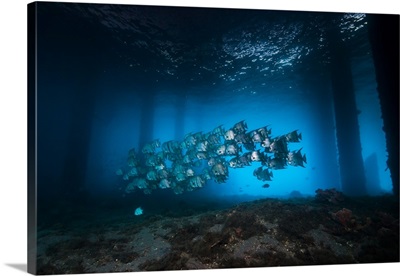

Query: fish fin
[303,154,307,163]
[269,170,274,178]
[299,132,302,140]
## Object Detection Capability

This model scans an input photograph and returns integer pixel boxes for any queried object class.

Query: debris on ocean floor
[36,194,399,274]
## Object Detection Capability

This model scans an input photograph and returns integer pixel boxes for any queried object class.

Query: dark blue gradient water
[36,3,391,221]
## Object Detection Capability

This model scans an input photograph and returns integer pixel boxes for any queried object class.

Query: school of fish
[117,120,306,195]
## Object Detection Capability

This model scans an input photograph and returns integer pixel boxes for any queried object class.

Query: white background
[0,0,399,276]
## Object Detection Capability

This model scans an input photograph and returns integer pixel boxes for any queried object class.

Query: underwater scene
[29,2,399,274]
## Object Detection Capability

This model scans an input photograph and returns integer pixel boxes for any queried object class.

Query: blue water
[35,3,392,220]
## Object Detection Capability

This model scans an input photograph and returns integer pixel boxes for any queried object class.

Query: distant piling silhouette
[326,14,367,196]
[367,14,399,196]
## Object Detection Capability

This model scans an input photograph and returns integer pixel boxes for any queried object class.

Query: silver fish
[155,163,165,171]
[216,144,226,155]
[131,177,147,190]
[127,167,138,177]
[125,182,136,193]
[261,137,273,148]
[207,133,221,145]
[212,163,228,176]
[234,133,251,144]
[162,140,180,154]
[225,143,241,156]
[158,179,171,189]
[180,141,188,149]
[196,140,208,152]
[238,154,252,166]
[208,157,217,166]
[285,130,302,143]
[157,169,169,179]
[287,148,307,167]
[253,167,273,181]
[250,150,264,162]
[212,125,225,137]
[154,139,161,148]
[269,136,288,154]
[173,186,184,195]
[248,130,263,143]
[175,173,187,182]
[233,120,247,133]
[267,157,287,170]
[262,183,270,188]
[202,169,212,180]
[196,152,208,160]
[173,164,186,175]
[228,157,238,168]
[257,126,271,138]
[185,148,197,162]
[142,139,159,154]
[127,156,138,167]
[195,132,204,140]
[188,175,205,188]
[145,154,159,167]
[143,189,152,195]
[224,129,235,141]
[184,133,197,147]
[146,170,158,181]
[183,154,192,164]
[186,168,195,177]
